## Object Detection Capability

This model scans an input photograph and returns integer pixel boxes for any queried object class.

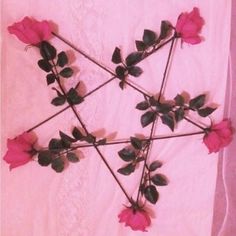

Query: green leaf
[112,47,122,64]
[59,67,73,78]
[84,134,96,143]
[175,107,185,122]
[51,157,64,173]
[156,103,172,114]
[57,51,68,67]
[51,96,66,106]
[149,160,162,171]
[118,148,136,162]
[97,138,107,145]
[159,21,172,40]
[38,59,52,72]
[40,41,57,60]
[125,52,143,66]
[72,127,84,140]
[161,114,175,131]
[67,152,79,163]
[38,150,53,166]
[174,94,185,106]
[115,66,126,79]
[59,131,76,143]
[143,29,157,46]
[48,139,63,152]
[189,94,206,110]
[117,163,135,176]
[130,137,142,150]
[141,111,156,127]
[67,88,84,105]
[136,101,149,110]
[198,107,216,117]
[128,66,143,77]
[46,73,56,85]
[151,174,168,186]
[149,96,159,106]
[144,185,159,204]
[135,40,146,51]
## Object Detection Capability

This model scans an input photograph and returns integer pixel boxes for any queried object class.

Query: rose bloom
[175,7,204,44]
[118,207,151,231]
[203,119,233,153]
[8,17,52,45]
[3,132,37,170]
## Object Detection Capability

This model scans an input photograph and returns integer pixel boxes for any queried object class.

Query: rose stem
[136,37,176,203]
[53,131,205,152]
[48,55,132,204]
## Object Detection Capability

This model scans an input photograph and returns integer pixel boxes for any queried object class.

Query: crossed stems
[28,31,208,205]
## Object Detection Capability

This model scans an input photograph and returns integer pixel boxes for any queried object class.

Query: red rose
[203,119,233,153]
[118,207,151,231]
[8,17,52,45]
[175,7,204,44]
[3,132,37,170]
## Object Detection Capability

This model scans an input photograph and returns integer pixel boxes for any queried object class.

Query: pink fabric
[1,1,232,236]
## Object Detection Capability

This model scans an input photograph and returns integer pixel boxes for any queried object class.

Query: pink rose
[203,119,233,153]
[175,7,204,44]
[118,207,151,231]
[8,17,52,45]
[3,132,37,170]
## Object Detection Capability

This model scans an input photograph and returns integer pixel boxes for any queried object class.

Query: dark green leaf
[174,94,185,106]
[136,101,149,110]
[118,148,136,162]
[67,152,79,163]
[117,163,135,176]
[143,29,157,46]
[97,138,107,145]
[144,185,159,204]
[151,174,168,186]
[189,94,206,109]
[141,111,156,127]
[67,88,84,105]
[59,67,73,78]
[130,137,142,150]
[38,59,52,72]
[149,160,162,171]
[115,66,126,79]
[136,156,145,162]
[84,134,96,144]
[156,103,172,114]
[38,150,53,166]
[112,47,122,64]
[51,157,64,173]
[40,41,57,60]
[72,127,84,140]
[161,114,175,131]
[198,107,216,117]
[175,107,185,122]
[128,66,143,77]
[149,96,159,106]
[159,21,172,40]
[135,40,146,51]
[57,51,68,67]
[59,131,76,143]
[125,52,143,66]
[46,73,56,85]
[51,96,66,106]
[48,139,63,152]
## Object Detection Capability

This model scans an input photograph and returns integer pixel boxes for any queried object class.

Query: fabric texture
[1,1,233,235]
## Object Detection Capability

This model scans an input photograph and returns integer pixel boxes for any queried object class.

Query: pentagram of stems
[47,131,205,153]
[26,34,174,133]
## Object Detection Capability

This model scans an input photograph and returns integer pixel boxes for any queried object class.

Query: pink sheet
[1,1,233,235]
